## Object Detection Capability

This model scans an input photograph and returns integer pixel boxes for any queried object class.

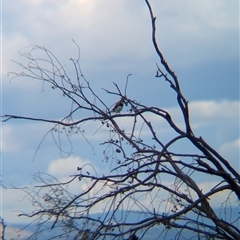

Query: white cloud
[145,100,239,135]
[47,155,101,180]
[220,138,240,152]
[198,181,239,208]
[3,0,238,82]
[47,155,89,177]
[154,0,238,67]
[0,125,21,152]
[2,35,31,78]
[1,187,31,224]
[189,100,239,120]
[219,138,240,166]
[1,122,52,154]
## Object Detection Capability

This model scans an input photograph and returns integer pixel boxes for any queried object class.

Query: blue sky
[1,0,239,238]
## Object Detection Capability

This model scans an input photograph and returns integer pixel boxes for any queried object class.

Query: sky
[0,0,239,238]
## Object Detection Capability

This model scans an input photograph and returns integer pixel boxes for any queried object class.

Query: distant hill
[5,206,239,239]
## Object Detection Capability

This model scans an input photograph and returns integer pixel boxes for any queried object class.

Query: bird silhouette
[112,98,125,113]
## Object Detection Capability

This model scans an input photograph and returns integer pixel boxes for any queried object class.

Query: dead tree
[3,1,239,239]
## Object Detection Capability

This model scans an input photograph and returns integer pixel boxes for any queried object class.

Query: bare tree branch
[2,1,239,240]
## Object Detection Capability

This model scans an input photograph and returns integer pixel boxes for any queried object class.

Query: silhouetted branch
[3,1,239,240]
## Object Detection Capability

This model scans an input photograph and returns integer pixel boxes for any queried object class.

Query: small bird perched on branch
[112,98,125,113]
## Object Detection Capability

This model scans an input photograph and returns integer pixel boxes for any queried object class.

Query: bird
[112,98,125,113]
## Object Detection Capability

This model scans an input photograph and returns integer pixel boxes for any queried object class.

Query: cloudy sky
[1,0,239,236]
